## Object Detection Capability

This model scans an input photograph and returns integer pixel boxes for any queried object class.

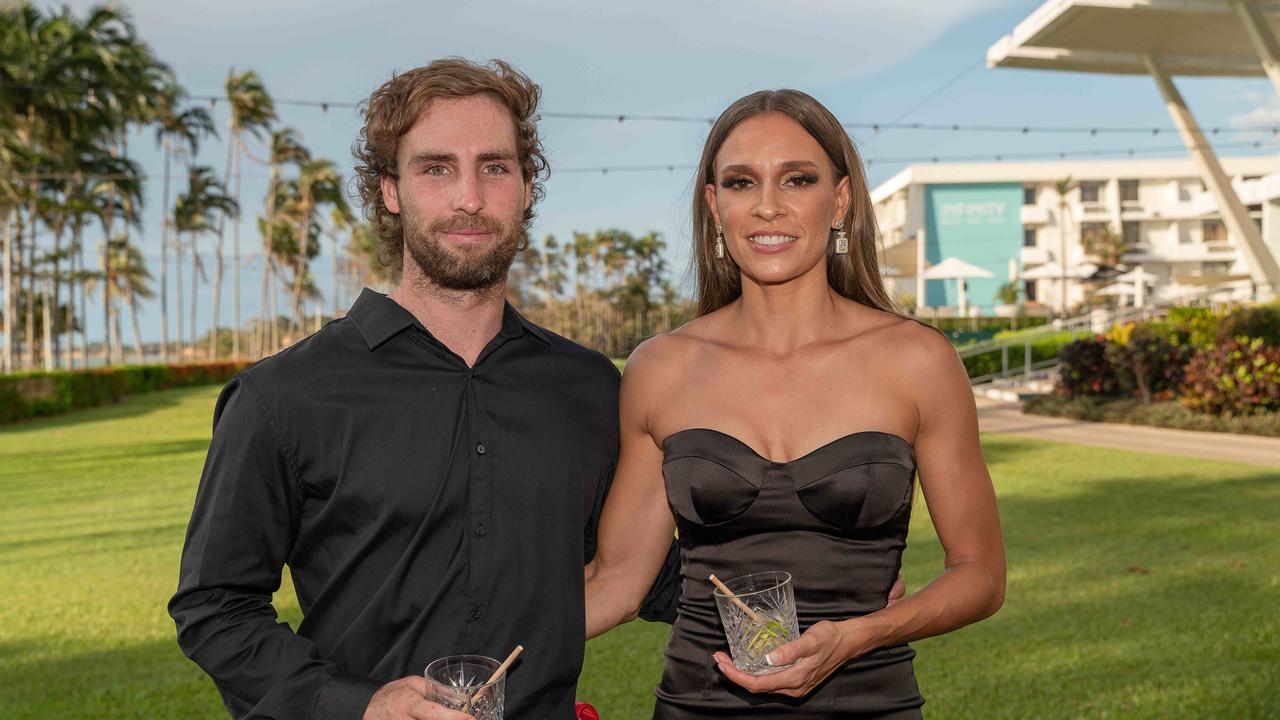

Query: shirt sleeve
[168,376,381,719]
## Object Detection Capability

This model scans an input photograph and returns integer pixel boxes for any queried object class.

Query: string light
[9,82,1280,137]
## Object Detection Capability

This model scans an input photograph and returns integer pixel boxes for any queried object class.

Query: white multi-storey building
[871,156,1280,315]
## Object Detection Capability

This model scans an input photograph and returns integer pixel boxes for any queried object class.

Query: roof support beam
[1233,0,1280,89]
[1145,53,1280,298]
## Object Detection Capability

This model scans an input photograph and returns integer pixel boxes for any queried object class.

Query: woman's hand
[712,619,874,698]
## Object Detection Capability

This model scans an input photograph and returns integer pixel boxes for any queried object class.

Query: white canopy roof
[987,0,1279,77]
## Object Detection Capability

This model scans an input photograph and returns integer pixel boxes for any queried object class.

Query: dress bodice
[653,428,925,718]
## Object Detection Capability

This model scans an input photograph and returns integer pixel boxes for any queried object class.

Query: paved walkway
[975,397,1280,468]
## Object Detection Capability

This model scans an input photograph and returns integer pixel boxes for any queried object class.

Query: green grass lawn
[1,386,1277,719]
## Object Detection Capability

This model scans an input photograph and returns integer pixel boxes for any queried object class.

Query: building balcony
[1123,243,1241,264]
[1021,205,1050,226]
[1021,245,1051,265]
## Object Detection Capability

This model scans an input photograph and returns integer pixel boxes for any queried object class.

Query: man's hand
[887,574,906,606]
[363,677,472,720]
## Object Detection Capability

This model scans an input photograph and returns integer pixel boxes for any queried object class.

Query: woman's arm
[719,327,1006,696]
[585,339,680,639]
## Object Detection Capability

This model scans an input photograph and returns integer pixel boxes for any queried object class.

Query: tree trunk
[51,196,64,366]
[77,227,88,369]
[26,182,37,370]
[160,147,172,364]
[332,231,339,318]
[258,164,279,358]
[1058,198,1068,319]
[65,232,76,369]
[191,236,200,360]
[176,231,185,363]
[103,175,115,367]
[213,119,235,361]
[127,279,144,365]
[2,207,11,374]
[210,221,224,361]
[41,276,53,371]
[231,147,243,360]
[290,197,313,338]
[26,221,36,370]
[269,260,280,351]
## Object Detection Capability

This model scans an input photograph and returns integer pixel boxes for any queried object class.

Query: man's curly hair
[352,58,549,271]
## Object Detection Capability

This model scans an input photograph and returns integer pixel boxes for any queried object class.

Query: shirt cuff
[311,673,382,720]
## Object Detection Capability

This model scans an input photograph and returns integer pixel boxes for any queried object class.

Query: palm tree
[1054,177,1077,319]
[105,236,154,364]
[154,83,216,363]
[174,166,235,359]
[219,69,276,360]
[253,127,308,356]
[288,158,346,336]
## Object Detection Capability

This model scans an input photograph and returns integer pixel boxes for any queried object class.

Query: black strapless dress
[653,428,925,719]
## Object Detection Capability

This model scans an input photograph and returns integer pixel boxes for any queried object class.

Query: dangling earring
[715,225,725,259]
[834,220,849,255]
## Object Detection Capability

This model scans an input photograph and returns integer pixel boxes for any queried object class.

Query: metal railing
[960,285,1239,387]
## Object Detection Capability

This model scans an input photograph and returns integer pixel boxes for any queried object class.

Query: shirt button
[474,525,487,537]
[470,606,482,620]
[476,443,487,455]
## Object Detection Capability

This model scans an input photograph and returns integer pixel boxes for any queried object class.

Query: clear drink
[713,571,801,675]
[424,654,505,719]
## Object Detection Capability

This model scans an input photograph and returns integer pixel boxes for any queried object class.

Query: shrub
[1024,394,1280,437]
[1181,337,1280,416]
[1055,337,1122,398]
[923,315,1051,337]
[962,331,1084,380]
[1215,304,1280,347]
[1105,324,1190,402]
[1167,306,1220,350]
[0,361,249,425]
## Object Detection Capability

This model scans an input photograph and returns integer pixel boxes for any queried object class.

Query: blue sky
[54,0,1280,343]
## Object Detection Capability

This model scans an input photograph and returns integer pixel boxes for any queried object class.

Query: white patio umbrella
[1020,261,1099,280]
[1095,282,1137,297]
[921,257,994,316]
[1115,265,1157,307]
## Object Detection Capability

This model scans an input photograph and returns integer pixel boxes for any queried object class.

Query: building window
[1081,221,1108,246]
[1119,180,1139,205]
[1122,220,1140,248]
[1202,219,1228,244]
[1024,280,1037,302]
[1023,228,1037,247]
[1203,261,1232,277]
[1023,186,1036,206]
[1080,182,1102,204]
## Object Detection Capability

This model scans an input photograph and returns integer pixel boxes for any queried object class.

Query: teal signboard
[923,183,1022,311]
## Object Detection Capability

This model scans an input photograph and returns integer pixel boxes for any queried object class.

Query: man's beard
[402,211,525,292]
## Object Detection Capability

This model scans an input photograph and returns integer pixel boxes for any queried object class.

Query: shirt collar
[348,287,552,350]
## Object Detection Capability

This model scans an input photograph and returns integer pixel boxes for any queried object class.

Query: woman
[584,89,1005,719]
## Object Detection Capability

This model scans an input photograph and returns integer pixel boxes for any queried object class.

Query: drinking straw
[464,645,523,713]
[709,574,765,625]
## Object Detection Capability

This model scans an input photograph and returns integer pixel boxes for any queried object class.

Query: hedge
[961,331,1088,380]
[0,362,250,425]
[1023,394,1280,438]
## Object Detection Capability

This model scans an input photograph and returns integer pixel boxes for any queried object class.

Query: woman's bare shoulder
[622,315,717,384]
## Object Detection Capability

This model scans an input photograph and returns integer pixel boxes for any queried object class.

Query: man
[169,58,673,720]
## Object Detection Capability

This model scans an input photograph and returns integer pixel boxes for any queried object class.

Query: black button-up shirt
[169,289,626,719]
